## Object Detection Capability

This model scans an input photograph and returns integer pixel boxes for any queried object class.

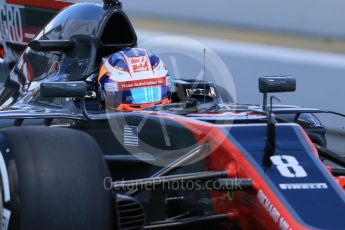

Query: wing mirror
[259,76,296,93]
[40,81,92,120]
[29,40,75,52]
[258,76,296,111]
[40,81,86,98]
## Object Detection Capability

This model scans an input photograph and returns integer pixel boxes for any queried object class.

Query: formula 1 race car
[0,1,344,230]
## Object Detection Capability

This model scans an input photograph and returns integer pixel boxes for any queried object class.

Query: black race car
[0,1,344,230]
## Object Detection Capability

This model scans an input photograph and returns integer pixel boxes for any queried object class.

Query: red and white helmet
[98,48,170,111]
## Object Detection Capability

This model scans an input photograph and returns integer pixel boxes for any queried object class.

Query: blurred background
[123,0,345,153]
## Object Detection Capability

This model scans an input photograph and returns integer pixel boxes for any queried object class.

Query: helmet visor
[130,87,164,104]
[105,86,169,109]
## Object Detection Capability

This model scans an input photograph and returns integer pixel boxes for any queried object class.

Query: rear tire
[0,126,115,230]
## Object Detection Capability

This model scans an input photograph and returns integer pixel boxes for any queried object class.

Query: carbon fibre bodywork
[0,1,344,229]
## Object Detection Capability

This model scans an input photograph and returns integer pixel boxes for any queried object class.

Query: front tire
[0,126,115,230]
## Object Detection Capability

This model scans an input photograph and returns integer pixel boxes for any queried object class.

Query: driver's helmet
[98,48,170,111]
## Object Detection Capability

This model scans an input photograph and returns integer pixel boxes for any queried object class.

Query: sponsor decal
[257,190,291,230]
[118,77,167,90]
[124,125,139,147]
[279,183,328,190]
[6,0,71,11]
[129,56,150,73]
[270,155,307,178]
[0,2,24,44]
